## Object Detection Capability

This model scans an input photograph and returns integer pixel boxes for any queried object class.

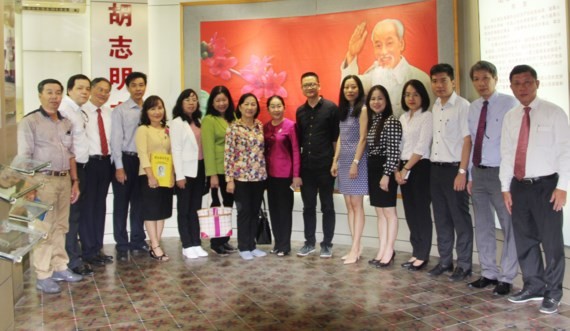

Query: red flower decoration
[204,56,238,81]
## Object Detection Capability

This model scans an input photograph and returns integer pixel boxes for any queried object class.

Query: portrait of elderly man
[341,18,433,118]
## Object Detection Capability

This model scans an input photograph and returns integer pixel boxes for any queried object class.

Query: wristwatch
[458,168,466,174]
[353,159,359,165]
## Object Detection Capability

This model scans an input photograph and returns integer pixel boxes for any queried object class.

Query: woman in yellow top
[135,95,174,261]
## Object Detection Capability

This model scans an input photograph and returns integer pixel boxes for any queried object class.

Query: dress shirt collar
[122,98,141,110]
[434,91,459,108]
[517,97,540,113]
[303,96,323,110]
[82,100,105,113]
[61,95,81,112]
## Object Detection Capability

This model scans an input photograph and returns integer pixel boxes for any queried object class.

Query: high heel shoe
[376,251,395,268]
[368,258,381,265]
[150,246,169,261]
[408,259,428,271]
[343,255,359,265]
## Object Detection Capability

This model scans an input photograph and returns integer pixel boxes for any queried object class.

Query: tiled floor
[14,239,570,330]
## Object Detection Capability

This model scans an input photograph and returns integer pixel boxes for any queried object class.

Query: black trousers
[209,175,233,248]
[112,154,146,251]
[300,166,336,247]
[510,175,565,300]
[430,164,473,269]
[267,177,293,252]
[65,164,86,269]
[80,156,113,259]
[176,160,205,248]
[234,180,265,251]
[400,159,433,261]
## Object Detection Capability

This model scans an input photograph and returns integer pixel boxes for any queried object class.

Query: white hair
[371,18,404,41]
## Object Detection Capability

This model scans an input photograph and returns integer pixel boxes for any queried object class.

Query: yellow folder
[150,153,172,187]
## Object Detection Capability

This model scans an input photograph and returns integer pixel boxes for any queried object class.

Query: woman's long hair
[338,75,365,121]
[366,85,393,145]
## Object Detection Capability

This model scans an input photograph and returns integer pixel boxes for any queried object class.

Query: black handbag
[256,198,272,245]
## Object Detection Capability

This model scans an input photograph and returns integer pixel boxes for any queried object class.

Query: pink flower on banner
[241,55,287,99]
[204,56,238,81]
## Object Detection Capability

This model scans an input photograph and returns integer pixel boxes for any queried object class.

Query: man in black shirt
[295,72,340,258]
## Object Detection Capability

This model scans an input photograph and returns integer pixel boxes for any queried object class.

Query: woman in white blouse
[171,89,209,259]
[395,79,433,271]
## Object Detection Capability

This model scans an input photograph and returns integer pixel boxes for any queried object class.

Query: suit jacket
[170,117,199,180]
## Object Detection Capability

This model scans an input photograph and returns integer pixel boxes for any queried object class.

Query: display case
[0,157,51,263]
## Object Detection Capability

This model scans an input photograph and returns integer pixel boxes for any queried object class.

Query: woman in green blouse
[202,86,238,256]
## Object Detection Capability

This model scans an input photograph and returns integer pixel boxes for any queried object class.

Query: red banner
[200,0,437,122]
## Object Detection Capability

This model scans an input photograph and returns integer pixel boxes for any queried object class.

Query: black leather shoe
[72,264,94,276]
[117,250,129,261]
[369,258,380,265]
[408,260,428,271]
[449,267,472,282]
[222,243,237,253]
[131,244,150,254]
[428,263,454,277]
[468,276,498,289]
[493,282,512,296]
[98,251,114,262]
[401,261,413,268]
[84,256,106,266]
[211,246,229,256]
[508,289,544,303]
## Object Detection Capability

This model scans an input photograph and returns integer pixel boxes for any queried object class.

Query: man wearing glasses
[295,72,340,258]
[466,61,518,296]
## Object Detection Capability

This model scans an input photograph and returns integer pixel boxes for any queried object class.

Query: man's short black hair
[38,78,63,93]
[509,64,537,82]
[126,72,147,86]
[430,63,455,80]
[301,72,319,83]
[66,74,90,92]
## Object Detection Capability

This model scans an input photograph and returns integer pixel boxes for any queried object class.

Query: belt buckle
[522,178,535,184]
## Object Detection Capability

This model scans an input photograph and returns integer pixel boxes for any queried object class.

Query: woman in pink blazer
[263,95,302,256]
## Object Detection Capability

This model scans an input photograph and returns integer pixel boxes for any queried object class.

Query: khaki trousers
[31,174,71,280]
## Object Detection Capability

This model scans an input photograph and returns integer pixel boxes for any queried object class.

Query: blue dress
[338,107,368,195]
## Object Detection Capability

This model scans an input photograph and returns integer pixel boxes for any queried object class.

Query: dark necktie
[514,107,531,180]
[472,100,488,167]
[97,108,109,156]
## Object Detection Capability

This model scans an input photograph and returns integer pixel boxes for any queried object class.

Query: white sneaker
[192,246,208,257]
[183,247,198,259]
[251,249,267,257]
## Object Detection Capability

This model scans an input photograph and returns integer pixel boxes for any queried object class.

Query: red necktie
[514,107,531,180]
[472,100,488,167]
[97,108,109,156]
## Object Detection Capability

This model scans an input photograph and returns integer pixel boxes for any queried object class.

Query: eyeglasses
[302,82,318,89]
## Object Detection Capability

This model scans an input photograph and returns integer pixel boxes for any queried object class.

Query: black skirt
[368,155,398,207]
[139,175,173,220]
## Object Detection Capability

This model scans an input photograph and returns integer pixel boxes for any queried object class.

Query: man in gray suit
[466,61,518,295]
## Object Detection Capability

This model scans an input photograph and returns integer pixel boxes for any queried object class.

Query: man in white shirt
[466,61,518,296]
[59,74,94,276]
[340,18,432,118]
[426,63,474,282]
[500,64,570,314]
[82,77,114,269]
